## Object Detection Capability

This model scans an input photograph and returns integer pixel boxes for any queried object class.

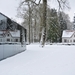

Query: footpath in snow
[0,44,75,75]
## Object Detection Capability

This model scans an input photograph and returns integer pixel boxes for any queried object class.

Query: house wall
[0,30,26,61]
[0,32,20,43]
[0,37,20,43]
[10,37,20,42]
[0,37,6,42]
[0,44,26,60]
[62,37,70,43]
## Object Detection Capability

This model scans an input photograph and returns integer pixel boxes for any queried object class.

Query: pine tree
[47,9,60,43]
[59,12,67,42]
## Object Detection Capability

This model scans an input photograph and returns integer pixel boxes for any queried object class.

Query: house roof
[62,30,75,38]
[0,12,26,30]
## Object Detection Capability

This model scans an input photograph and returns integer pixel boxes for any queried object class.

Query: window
[64,39,67,42]
[7,34,9,36]
[0,20,3,25]
[15,39,18,42]
[73,40,75,42]
[7,39,10,42]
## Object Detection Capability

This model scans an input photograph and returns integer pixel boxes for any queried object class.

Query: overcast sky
[0,0,75,23]
[0,0,21,22]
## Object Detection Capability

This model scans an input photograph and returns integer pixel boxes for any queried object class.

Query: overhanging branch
[57,0,70,10]
[21,0,41,6]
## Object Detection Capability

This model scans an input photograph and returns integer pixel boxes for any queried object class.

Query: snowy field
[0,44,75,75]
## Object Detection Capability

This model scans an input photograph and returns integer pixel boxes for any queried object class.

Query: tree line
[17,0,71,46]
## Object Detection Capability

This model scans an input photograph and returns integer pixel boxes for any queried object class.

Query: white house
[62,14,75,44]
[0,30,20,43]
[62,30,75,43]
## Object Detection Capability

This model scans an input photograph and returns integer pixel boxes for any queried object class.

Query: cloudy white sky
[0,0,21,22]
[0,0,75,22]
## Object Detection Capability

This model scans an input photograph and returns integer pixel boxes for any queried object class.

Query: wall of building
[0,44,26,60]
[0,37,20,43]
[0,13,26,61]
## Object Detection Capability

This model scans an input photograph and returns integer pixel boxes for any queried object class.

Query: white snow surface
[62,30,74,37]
[0,44,75,75]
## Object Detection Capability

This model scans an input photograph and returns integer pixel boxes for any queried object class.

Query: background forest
[17,0,72,45]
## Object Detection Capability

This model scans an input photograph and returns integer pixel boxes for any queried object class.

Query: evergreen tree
[47,9,60,43]
[59,12,67,42]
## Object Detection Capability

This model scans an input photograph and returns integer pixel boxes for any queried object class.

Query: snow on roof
[10,30,20,37]
[62,30,75,38]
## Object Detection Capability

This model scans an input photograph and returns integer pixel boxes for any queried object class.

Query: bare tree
[17,0,70,47]
[17,0,36,44]
[35,0,69,47]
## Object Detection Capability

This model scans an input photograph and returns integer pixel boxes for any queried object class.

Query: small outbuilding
[62,30,75,43]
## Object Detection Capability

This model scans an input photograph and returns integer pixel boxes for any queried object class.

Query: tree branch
[20,0,41,6]
[57,0,70,10]
[30,0,41,5]
[57,0,62,10]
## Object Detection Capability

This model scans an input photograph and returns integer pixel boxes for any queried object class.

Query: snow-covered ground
[0,44,75,75]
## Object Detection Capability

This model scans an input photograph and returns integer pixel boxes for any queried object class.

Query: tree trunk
[34,18,36,42]
[39,19,42,42]
[28,2,31,44]
[40,0,47,47]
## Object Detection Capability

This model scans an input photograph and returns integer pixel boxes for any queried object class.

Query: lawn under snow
[0,44,75,75]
